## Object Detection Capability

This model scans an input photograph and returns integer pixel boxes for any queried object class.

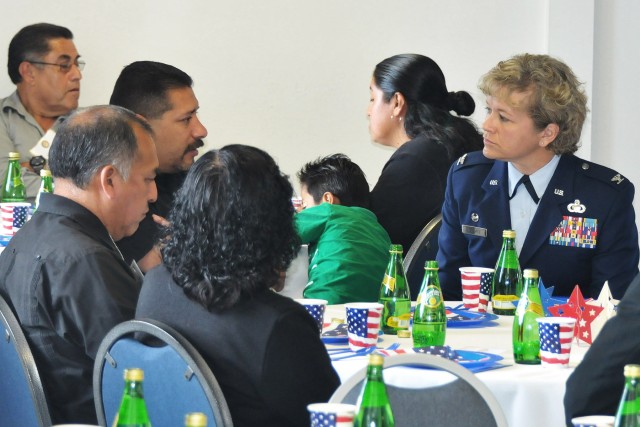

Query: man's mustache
[185,140,205,153]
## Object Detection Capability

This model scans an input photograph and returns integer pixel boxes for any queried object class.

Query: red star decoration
[548,285,585,341]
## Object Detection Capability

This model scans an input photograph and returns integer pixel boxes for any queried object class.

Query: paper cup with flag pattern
[1,202,31,235]
[345,302,383,352]
[460,267,494,312]
[308,403,355,427]
[294,298,327,334]
[536,317,576,367]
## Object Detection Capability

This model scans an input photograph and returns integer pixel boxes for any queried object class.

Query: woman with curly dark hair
[368,53,483,252]
[136,145,340,427]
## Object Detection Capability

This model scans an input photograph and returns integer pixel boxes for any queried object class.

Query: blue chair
[93,318,233,427]
[330,352,508,427]
[0,294,51,427]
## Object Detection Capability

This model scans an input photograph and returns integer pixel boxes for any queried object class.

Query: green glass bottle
[1,152,25,202]
[412,260,446,347]
[491,230,522,316]
[185,412,207,427]
[35,169,54,210]
[378,244,411,335]
[512,269,543,364]
[112,368,152,427]
[615,364,640,427]
[354,354,395,427]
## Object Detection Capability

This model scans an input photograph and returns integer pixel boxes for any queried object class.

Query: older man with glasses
[0,23,83,200]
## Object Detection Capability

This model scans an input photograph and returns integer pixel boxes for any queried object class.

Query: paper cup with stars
[1,202,31,235]
[295,298,328,334]
[345,302,383,352]
[536,317,576,367]
[308,403,355,427]
[459,267,494,312]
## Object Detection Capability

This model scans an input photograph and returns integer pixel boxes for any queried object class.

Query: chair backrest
[403,213,443,297]
[0,294,51,427]
[330,353,508,427]
[94,318,233,427]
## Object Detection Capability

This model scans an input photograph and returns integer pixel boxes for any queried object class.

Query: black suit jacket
[564,272,640,425]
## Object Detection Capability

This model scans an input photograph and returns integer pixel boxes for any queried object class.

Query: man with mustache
[110,61,208,272]
[0,23,82,199]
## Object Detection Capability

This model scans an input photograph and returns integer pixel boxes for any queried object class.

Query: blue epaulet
[453,151,493,171]
[576,157,631,190]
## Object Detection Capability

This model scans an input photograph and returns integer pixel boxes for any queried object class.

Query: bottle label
[492,294,518,309]
[526,301,544,316]
[382,274,396,292]
[423,285,443,309]
[386,312,411,328]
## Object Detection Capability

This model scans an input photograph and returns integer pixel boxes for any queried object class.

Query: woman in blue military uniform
[437,53,638,301]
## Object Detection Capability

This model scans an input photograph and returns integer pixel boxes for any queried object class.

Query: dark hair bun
[447,91,475,116]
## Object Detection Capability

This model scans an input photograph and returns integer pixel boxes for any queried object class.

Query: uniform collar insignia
[611,174,625,184]
[457,153,468,165]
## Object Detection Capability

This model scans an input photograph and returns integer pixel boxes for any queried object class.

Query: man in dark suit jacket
[436,53,639,302]
[564,272,640,424]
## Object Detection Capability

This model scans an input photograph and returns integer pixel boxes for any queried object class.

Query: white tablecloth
[325,304,588,427]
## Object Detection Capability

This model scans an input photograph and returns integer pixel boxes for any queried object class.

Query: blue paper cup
[294,298,327,334]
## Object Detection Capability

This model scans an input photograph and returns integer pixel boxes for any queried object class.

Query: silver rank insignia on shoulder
[457,153,468,165]
[611,174,625,184]
[490,179,498,186]
[471,212,479,222]
[567,199,586,213]
[554,189,564,196]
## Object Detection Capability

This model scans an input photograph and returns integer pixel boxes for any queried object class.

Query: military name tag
[462,225,487,237]
[549,216,597,249]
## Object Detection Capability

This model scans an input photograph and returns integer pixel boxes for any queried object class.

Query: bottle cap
[369,353,384,366]
[624,364,640,378]
[185,412,208,427]
[502,230,516,238]
[424,260,438,270]
[8,152,20,160]
[40,169,52,177]
[124,368,144,381]
[389,244,403,254]
[523,269,538,279]
[397,330,411,338]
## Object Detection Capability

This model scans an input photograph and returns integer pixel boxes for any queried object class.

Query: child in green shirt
[295,154,391,304]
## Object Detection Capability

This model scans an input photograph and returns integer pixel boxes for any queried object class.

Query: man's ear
[99,165,118,199]
[18,61,36,85]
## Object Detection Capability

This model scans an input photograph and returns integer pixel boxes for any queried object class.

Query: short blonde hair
[479,54,588,154]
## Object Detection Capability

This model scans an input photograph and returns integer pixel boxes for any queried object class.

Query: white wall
[1,0,635,215]
[592,0,640,222]
[0,0,548,192]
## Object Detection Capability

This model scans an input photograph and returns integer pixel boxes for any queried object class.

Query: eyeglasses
[27,60,85,72]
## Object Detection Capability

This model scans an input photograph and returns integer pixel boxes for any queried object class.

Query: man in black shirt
[0,105,159,424]
[110,61,208,272]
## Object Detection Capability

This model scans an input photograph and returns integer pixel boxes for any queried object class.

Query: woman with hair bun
[368,53,483,252]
